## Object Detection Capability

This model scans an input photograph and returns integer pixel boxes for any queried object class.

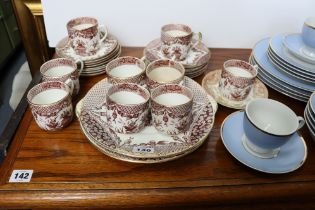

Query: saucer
[201,69,268,109]
[221,111,307,174]
[252,37,314,94]
[283,34,315,64]
[56,34,118,62]
[249,55,309,102]
[78,76,217,161]
[269,34,315,74]
[144,38,211,68]
[304,106,315,141]
[267,50,315,84]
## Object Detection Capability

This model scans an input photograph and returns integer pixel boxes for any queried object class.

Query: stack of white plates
[56,34,121,76]
[144,38,211,78]
[250,35,315,102]
[304,92,315,141]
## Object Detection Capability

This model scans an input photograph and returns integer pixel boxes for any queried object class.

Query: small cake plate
[221,111,307,174]
[201,69,268,109]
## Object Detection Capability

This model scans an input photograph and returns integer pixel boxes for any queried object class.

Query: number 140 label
[9,170,33,183]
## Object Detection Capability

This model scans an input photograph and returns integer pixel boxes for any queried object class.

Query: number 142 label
[9,170,33,183]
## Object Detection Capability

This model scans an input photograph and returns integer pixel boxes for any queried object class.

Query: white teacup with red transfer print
[218,59,257,101]
[146,59,185,90]
[67,17,108,56]
[40,58,83,96]
[161,24,202,61]
[27,81,73,131]
[105,83,150,134]
[106,56,146,86]
[151,84,194,135]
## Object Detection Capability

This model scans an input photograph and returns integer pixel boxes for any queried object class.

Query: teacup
[146,59,185,90]
[301,17,315,57]
[151,84,194,135]
[106,56,146,86]
[67,17,108,56]
[243,98,305,158]
[27,81,73,131]
[105,83,150,134]
[218,59,257,101]
[40,58,83,96]
[161,24,201,61]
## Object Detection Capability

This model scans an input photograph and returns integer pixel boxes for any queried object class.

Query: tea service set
[26,17,311,172]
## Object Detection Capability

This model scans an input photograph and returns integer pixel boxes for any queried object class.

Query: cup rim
[27,81,71,106]
[106,83,150,106]
[161,23,193,37]
[40,58,77,79]
[146,59,185,84]
[245,98,299,137]
[304,17,315,30]
[151,84,194,108]
[105,56,146,80]
[223,59,258,79]
[66,16,98,30]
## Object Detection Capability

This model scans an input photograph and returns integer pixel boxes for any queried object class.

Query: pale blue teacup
[301,17,315,58]
[242,98,304,159]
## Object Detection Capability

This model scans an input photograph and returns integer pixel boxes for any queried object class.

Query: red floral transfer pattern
[79,77,214,158]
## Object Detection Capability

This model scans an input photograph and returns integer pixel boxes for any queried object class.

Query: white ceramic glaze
[146,59,185,90]
[40,58,83,95]
[106,56,146,85]
[202,69,268,109]
[243,98,304,158]
[105,83,150,134]
[27,81,73,131]
[302,17,315,49]
[66,17,108,56]
[31,89,68,105]
[161,24,194,61]
[218,60,257,101]
[151,84,193,135]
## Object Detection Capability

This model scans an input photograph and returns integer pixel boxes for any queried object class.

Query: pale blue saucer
[269,34,315,74]
[249,56,309,102]
[252,37,314,93]
[310,92,315,113]
[221,111,307,174]
[283,34,315,65]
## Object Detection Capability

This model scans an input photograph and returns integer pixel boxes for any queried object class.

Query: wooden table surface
[1,48,315,209]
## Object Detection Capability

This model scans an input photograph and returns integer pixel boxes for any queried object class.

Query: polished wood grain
[0,48,315,209]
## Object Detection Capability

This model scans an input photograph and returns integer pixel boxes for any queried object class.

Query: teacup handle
[98,25,108,43]
[140,56,150,67]
[297,116,305,130]
[64,78,74,96]
[56,38,71,58]
[190,32,202,49]
[75,58,84,75]
[193,32,202,42]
